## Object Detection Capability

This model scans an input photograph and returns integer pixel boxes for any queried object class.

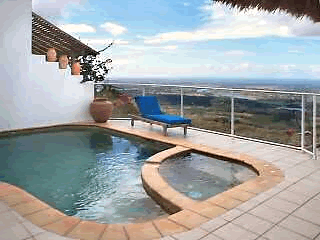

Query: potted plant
[91,85,132,123]
[73,42,133,123]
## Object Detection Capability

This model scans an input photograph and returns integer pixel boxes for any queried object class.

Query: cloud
[58,24,96,33]
[309,65,320,73]
[288,46,305,54]
[113,59,131,65]
[143,2,320,44]
[288,50,303,53]
[290,22,320,36]
[144,22,290,44]
[79,39,129,52]
[111,59,320,79]
[183,2,190,7]
[278,64,296,72]
[144,24,289,44]
[32,0,88,20]
[81,39,129,46]
[100,22,127,36]
[210,62,252,73]
[224,50,256,56]
[162,45,178,50]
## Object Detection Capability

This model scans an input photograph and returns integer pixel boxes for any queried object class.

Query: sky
[32,0,320,80]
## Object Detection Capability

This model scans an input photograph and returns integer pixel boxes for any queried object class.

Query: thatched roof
[214,0,320,22]
[32,12,99,57]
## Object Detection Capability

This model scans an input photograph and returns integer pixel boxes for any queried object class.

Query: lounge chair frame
[129,114,191,136]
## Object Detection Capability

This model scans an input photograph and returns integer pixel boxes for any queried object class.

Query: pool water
[0,127,170,223]
[159,153,257,200]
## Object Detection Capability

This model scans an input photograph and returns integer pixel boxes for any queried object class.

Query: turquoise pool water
[0,127,170,223]
[159,152,257,200]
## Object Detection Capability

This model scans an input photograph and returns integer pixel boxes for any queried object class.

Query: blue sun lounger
[129,96,192,136]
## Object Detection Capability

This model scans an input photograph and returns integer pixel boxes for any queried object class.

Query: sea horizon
[110,77,320,92]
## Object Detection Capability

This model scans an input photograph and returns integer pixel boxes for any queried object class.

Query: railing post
[142,87,145,96]
[180,88,184,117]
[231,92,234,135]
[313,95,317,160]
[301,95,305,150]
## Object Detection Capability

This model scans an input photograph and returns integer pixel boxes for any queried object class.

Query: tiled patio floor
[1,120,320,240]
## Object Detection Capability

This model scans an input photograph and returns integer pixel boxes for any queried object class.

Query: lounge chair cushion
[144,114,192,124]
[135,96,162,116]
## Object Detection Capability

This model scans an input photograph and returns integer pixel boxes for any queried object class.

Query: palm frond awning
[214,0,320,22]
[32,12,99,57]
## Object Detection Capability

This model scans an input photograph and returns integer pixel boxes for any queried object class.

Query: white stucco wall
[28,58,93,127]
[0,0,32,130]
[0,0,94,131]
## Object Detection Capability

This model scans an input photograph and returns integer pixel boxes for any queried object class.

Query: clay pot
[118,93,132,105]
[59,55,69,69]
[90,99,114,123]
[287,128,294,137]
[72,62,81,75]
[113,94,132,108]
[47,48,57,62]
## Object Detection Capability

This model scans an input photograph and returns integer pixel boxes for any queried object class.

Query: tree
[75,42,114,83]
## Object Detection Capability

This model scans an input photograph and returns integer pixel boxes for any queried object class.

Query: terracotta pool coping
[0,122,284,240]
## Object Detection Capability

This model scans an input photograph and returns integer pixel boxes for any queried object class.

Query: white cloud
[32,0,89,20]
[81,39,129,46]
[288,50,303,53]
[113,40,130,45]
[111,59,320,79]
[224,50,256,56]
[183,2,190,7]
[59,24,96,33]
[144,22,290,44]
[290,22,320,36]
[199,4,214,13]
[162,45,178,50]
[288,46,305,54]
[143,2,320,44]
[309,65,320,73]
[100,22,127,36]
[113,59,131,65]
[278,64,296,72]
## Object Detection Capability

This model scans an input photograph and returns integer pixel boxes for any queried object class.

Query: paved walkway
[1,120,320,240]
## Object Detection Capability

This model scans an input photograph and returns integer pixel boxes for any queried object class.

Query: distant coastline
[111,77,320,92]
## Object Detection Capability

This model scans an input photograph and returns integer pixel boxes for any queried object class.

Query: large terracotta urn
[72,62,81,75]
[59,55,69,69]
[90,98,114,123]
[47,48,57,62]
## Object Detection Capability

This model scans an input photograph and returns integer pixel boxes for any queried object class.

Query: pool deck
[1,120,320,240]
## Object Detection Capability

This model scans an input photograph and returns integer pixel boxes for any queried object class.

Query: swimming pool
[0,126,171,223]
[159,152,257,200]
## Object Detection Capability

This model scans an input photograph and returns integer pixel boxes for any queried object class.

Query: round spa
[159,152,258,200]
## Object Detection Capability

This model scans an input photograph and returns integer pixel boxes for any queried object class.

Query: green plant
[71,42,136,116]
[76,42,114,83]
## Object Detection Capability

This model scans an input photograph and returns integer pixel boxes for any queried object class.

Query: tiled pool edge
[0,122,284,240]
[141,142,284,232]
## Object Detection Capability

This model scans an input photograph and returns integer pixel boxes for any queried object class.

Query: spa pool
[159,152,257,200]
[0,126,171,223]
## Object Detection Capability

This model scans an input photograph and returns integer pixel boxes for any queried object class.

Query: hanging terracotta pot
[72,62,81,75]
[59,55,69,69]
[47,48,57,62]
[90,98,114,123]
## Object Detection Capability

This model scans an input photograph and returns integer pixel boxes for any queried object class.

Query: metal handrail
[95,82,318,160]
